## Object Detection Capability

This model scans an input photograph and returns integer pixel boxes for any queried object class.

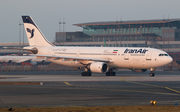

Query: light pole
[19,21,24,55]
[59,18,61,32]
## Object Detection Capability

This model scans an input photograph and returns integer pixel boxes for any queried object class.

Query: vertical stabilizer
[22,16,54,47]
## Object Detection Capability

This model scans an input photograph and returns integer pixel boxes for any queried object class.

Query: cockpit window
[159,54,168,56]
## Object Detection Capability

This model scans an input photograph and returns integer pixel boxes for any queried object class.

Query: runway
[0,71,180,107]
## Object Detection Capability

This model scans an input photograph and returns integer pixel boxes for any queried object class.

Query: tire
[81,72,85,76]
[106,72,116,76]
[106,72,109,76]
[150,73,155,77]
[112,72,116,76]
[81,72,91,76]
[87,72,92,76]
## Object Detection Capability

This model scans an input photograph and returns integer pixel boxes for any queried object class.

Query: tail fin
[22,16,54,47]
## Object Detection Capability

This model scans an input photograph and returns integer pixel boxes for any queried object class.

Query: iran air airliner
[21,16,173,77]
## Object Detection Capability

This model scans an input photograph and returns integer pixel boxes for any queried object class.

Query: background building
[74,18,180,42]
[55,32,90,42]
[56,19,180,48]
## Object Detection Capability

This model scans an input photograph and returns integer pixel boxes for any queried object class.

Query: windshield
[159,54,169,56]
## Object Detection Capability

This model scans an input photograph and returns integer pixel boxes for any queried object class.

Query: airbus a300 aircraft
[21,16,173,77]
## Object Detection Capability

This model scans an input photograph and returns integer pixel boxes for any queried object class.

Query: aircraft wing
[36,55,113,63]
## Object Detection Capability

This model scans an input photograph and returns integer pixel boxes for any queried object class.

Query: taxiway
[0,71,179,107]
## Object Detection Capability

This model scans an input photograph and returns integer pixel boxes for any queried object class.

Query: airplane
[21,16,173,77]
[0,55,46,65]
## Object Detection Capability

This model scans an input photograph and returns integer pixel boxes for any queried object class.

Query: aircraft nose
[167,56,173,64]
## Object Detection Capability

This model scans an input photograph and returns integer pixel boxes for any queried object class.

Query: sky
[0,0,180,42]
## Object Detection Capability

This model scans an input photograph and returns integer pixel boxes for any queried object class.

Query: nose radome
[167,56,173,64]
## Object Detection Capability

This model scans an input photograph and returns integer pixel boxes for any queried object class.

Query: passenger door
[146,51,152,61]
[124,53,129,60]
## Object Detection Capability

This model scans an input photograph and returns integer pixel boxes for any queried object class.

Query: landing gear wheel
[150,73,155,77]
[106,72,116,76]
[81,72,85,76]
[81,72,91,76]
[149,68,156,77]
[112,72,116,76]
[106,72,109,76]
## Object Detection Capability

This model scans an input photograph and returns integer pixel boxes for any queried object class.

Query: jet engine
[30,61,38,65]
[131,69,147,73]
[90,62,108,73]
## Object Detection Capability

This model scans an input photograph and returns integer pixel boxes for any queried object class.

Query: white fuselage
[36,46,172,69]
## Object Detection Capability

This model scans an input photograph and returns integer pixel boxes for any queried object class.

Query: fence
[0,63,178,72]
[0,64,77,72]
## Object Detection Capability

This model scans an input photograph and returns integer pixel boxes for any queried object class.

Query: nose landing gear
[150,68,155,77]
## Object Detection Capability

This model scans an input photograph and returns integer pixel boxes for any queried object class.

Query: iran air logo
[26,28,35,39]
[124,48,148,54]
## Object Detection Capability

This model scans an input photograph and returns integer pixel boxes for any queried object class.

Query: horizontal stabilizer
[3,47,38,54]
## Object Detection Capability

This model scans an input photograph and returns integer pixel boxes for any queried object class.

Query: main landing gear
[81,68,92,76]
[106,69,116,76]
[149,68,155,77]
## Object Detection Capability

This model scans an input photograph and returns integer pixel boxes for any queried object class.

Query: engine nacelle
[30,61,38,65]
[131,69,147,73]
[90,62,108,73]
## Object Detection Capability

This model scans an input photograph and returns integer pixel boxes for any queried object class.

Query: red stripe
[112,52,117,53]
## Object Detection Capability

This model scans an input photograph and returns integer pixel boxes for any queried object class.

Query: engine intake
[90,62,108,73]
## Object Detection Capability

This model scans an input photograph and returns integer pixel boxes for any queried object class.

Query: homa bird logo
[26,28,35,39]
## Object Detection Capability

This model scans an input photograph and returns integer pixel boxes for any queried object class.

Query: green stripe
[113,50,118,51]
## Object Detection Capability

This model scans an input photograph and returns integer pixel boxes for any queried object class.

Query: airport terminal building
[75,19,180,41]
[56,18,180,49]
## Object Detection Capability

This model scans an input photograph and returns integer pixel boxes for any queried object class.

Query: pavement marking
[120,77,125,81]
[120,78,180,94]
[64,82,71,85]
[125,80,163,88]
[165,87,180,94]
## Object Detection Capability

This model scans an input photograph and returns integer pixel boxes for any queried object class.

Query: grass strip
[0,106,180,112]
